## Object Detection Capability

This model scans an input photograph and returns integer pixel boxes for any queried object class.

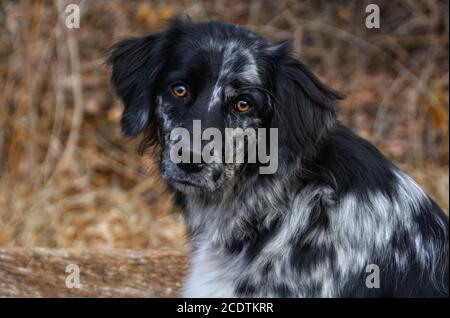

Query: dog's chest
[182,240,241,297]
[180,186,374,298]
[181,200,281,297]
[181,223,303,298]
[180,192,333,298]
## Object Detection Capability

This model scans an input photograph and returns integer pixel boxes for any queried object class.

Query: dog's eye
[234,98,252,113]
[171,83,188,98]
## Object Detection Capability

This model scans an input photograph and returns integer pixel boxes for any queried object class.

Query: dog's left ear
[266,41,343,159]
[107,33,167,137]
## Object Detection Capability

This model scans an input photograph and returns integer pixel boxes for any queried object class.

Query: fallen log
[0,247,189,297]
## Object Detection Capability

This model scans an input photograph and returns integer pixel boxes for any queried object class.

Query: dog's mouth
[166,177,215,194]
[169,178,203,188]
[160,166,227,194]
[160,166,214,191]
[159,149,230,193]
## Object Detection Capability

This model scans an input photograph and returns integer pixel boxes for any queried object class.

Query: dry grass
[0,0,448,248]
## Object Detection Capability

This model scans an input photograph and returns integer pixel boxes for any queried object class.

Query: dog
[108,18,449,297]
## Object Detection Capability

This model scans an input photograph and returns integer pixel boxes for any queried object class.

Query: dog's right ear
[107,33,167,137]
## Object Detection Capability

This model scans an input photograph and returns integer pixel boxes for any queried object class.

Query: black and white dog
[108,18,449,297]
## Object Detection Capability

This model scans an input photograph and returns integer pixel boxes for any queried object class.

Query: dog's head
[108,18,341,194]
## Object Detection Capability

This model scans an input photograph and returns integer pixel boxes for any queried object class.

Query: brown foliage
[0,0,448,249]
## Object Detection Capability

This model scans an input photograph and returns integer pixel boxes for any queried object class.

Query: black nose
[177,162,204,173]
[177,151,205,173]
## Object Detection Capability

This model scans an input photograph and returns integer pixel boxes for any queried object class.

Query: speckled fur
[108,18,449,298]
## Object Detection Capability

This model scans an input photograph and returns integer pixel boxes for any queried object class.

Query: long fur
[108,18,449,298]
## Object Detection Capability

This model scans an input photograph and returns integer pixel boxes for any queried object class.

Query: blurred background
[0,0,448,249]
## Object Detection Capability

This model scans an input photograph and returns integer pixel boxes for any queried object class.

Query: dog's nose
[177,151,205,173]
[177,162,204,173]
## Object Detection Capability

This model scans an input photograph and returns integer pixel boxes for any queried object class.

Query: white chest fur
[182,240,238,298]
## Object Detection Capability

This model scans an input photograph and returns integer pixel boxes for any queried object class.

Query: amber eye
[234,98,252,113]
[171,83,188,98]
